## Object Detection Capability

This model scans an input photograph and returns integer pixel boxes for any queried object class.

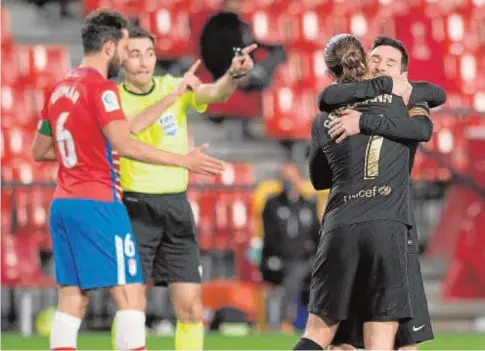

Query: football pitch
[2,332,485,350]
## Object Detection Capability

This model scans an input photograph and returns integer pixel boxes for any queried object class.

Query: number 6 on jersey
[56,112,78,168]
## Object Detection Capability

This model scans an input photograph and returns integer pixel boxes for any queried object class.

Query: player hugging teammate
[293,34,446,350]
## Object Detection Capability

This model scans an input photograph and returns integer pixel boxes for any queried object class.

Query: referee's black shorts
[123,191,201,287]
[308,219,412,322]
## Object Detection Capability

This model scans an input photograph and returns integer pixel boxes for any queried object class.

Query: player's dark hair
[324,34,367,84]
[81,10,128,54]
[128,25,155,47]
[371,36,409,72]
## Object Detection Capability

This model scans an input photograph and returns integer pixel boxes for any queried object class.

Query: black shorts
[332,251,433,348]
[308,220,412,322]
[123,192,201,287]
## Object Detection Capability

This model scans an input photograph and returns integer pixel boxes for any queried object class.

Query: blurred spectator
[260,162,320,332]
[200,0,286,92]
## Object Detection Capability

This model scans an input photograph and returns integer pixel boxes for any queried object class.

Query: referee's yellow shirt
[118,75,207,194]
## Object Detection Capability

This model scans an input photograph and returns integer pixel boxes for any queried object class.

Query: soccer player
[31,11,224,350]
[292,33,435,350]
[318,36,446,350]
[116,25,256,350]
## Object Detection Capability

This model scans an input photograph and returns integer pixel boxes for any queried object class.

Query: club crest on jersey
[159,113,178,136]
[101,90,120,112]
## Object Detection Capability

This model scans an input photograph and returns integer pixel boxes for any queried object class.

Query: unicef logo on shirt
[159,113,178,136]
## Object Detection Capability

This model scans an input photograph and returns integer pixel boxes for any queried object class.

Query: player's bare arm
[32,121,57,162]
[328,103,433,144]
[103,120,224,176]
[127,93,180,134]
[194,44,258,105]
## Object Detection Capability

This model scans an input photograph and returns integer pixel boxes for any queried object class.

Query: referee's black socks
[293,337,323,350]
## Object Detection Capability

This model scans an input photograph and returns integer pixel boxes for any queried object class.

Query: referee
[117,25,256,350]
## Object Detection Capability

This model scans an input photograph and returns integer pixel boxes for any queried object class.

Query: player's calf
[51,286,89,351]
[363,321,399,350]
[110,283,147,350]
[293,313,339,350]
[170,283,204,350]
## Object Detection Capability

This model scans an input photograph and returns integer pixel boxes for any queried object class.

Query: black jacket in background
[261,192,320,261]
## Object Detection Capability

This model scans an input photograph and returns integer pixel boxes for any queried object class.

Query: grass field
[2,332,485,350]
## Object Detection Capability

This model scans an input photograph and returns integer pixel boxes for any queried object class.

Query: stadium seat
[1,127,33,162]
[1,189,13,234]
[263,83,316,140]
[216,163,255,186]
[1,43,21,86]
[242,7,289,45]
[1,232,20,285]
[17,45,71,88]
[1,8,12,46]
[394,12,447,83]
[139,5,192,59]
[1,85,36,127]
[195,190,216,251]
[466,119,485,187]
[442,195,485,299]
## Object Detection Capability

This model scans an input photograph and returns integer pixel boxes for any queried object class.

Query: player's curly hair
[324,34,368,84]
[81,10,128,54]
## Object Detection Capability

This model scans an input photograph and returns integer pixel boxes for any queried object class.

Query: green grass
[2,332,485,350]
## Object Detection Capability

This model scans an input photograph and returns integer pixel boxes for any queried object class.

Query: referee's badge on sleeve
[102,90,120,112]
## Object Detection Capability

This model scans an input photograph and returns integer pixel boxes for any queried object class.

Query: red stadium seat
[1,43,21,86]
[17,45,71,88]
[10,231,54,287]
[215,163,255,186]
[242,8,289,45]
[140,5,192,59]
[263,83,316,140]
[1,189,13,234]
[285,9,335,50]
[433,13,482,56]
[394,13,447,83]
[1,127,33,162]
[338,10,396,48]
[1,7,12,46]
[1,85,36,127]
[1,233,20,285]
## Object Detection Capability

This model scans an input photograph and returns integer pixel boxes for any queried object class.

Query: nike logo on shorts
[413,324,425,332]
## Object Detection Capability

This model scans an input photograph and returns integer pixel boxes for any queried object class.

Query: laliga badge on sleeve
[101,90,121,112]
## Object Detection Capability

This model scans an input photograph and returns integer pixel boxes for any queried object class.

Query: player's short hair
[128,25,155,47]
[81,10,128,54]
[324,34,368,84]
[371,36,409,72]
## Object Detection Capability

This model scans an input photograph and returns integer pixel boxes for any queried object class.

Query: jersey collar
[122,78,156,96]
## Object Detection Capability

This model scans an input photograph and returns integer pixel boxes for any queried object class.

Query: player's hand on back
[184,143,225,176]
[328,109,362,143]
[391,76,413,105]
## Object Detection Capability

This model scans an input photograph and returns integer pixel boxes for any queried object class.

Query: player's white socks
[50,311,82,350]
[115,309,146,350]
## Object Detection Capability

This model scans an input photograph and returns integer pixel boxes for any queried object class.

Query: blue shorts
[50,199,143,290]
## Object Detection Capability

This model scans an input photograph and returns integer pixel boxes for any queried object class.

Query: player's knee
[57,287,89,318]
[110,283,146,311]
[171,283,202,322]
[175,296,202,322]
